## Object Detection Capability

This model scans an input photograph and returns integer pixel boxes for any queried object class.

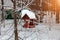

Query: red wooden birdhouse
[21,9,36,28]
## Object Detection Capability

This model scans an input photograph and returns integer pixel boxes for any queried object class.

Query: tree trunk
[1,0,4,22]
[56,11,59,23]
[0,0,4,35]
[14,13,18,40]
[11,0,14,2]
[0,25,1,35]
[13,0,18,40]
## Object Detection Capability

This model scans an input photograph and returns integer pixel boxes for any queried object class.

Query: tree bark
[1,0,4,22]
[56,11,59,23]
[13,0,18,40]
[11,0,14,3]
[0,24,1,35]
[0,0,4,35]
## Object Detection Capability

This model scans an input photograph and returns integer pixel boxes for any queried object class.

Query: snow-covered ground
[0,20,60,40]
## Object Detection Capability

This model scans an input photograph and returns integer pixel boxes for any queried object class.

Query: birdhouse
[21,9,36,28]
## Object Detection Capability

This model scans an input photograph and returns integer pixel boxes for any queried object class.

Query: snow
[3,0,13,9]
[21,9,36,19]
[0,20,14,40]
[0,9,60,40]
[0,0,60,40]
[0,20,60,40]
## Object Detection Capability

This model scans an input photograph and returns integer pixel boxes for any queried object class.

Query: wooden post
[13,0,18,40]
[1,0,4,22]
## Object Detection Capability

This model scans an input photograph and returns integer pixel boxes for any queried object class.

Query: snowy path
[0,20,60,40]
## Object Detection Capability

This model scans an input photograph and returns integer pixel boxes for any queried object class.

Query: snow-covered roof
[21,9,36,19]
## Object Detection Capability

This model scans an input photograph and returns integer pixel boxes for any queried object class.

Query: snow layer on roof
[21,9,36,19]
